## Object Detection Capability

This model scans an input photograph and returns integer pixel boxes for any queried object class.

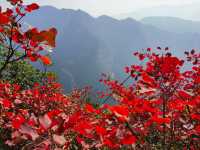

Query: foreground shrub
[0,78,95,149]
[94,48,200,149]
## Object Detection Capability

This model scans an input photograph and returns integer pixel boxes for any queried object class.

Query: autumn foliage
[1,0,200,150]
[0,0,56,72]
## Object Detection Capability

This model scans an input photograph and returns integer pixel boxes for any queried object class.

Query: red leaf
[141,72,155,86]
[25,3,39,12]
[147,48,152,51]
[40,28,57,47]
[76,136,84,144]
[0,27,3,32]
[178,90,192,99]
[0,13,9,24]
[1,99,12,108]
[40,56,52,65]
[121,135,136,145]
[103,139,115,148]
[12,115,25,129]
[124,66,129,73]
[191,114,200,121]
[47,109,62,119]
[151,116,171,124]
[16,7,25,16]
[110,105,129,121]
[96,126,107,136]
[85,104,95,113]
[28,54,38,62]
[8,0,22,5]
[139,54,145,60]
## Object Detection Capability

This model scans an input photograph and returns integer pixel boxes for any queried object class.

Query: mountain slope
[25,6,200,91]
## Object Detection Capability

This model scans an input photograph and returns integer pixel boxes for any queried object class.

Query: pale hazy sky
[1,0,199,16]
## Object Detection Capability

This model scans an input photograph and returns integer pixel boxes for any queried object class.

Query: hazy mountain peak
[141,16,197,22]
[98,15,119,21]
[141,16,200,34]
[25,6,200,91]
[115,3,200,21]
[120,17,138,24]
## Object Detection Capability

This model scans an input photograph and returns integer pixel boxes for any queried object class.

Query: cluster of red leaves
[96,48,200,149]
[0,78,100,149]
[0,77,136,149]
[0,0,56,65]
[2,48,200,149]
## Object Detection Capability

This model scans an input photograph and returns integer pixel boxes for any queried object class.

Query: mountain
[25,6,200,91]
[141,16,200,34]
[116,3,200,21]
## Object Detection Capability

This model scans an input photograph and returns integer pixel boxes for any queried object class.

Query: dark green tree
[0,46,56,89]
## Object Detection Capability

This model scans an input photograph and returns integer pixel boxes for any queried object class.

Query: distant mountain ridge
[141,16,200,34]
[25,6,200,91]
[115,3,200,21]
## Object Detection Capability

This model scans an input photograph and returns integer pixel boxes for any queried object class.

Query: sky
[1,0,200,16]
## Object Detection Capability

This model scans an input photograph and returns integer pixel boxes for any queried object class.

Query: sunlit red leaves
[47,109,62,119]
[95,126,107,136]
[28,53,39,62]
[25,27,57,47]
[141,72,156,88]
[73,120,93,138]
[16,7,25,16]
[191,114,200,121]
[12,28,24,43]
[1,99,12,109]
[103,138,118,148]
[147,47,152,51]
[98,47,200,148]
[139,54,145,60]
[178,90,192,99]
[0,80,78,148]
[25,3,39,12]
[85,104,96,113]
[0,1,57,70]
[168,99,186,112]
[4,8,13,17]
[0,13,9,24]
[109,105,129,121]
[40,55,52,65]
[133,52,145,60]
[124,66,130,73]
[150,116,171,125]
[121,134,136,145]
[0,27,3,32]
[40,28,57,47]
[158,56,183,76]
[12,115,25,129]
[7,0,23,5]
